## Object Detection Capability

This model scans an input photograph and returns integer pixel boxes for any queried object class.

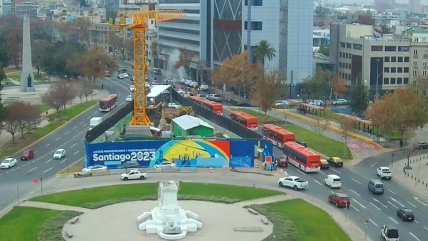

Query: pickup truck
[377,167,392,180]
[278,176,308,190]
[381,225,399,241]
[120,170,148,181]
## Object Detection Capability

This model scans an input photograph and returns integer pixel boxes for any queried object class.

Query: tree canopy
[252,70,286,114]
[349,77,369,114]
[253,40,276,65]
[366,89,428,139]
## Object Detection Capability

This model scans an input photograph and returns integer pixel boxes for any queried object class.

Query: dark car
[397,208,415,222]
[275,157,288,168]
[327,157,343,167]
[414,141,428,150]
[328,192,351,208]
[20,149,35,161]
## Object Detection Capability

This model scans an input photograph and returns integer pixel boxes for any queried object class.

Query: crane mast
[112,10,184,126]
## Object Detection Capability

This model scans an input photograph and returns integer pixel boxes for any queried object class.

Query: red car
[20,149,35,161]
[328,192,351,208]
[275,157,288,168]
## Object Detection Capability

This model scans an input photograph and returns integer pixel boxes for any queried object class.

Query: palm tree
[253,40,276,66]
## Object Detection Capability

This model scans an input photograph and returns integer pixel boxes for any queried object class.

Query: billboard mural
[84,139,266,169]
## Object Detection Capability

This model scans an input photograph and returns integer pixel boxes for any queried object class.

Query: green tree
[252,70,286,114]
[303,68,330,99]
[253,40,276,66]
[349,77,369,113]
[318,43,329,56]
[366,89,428,141]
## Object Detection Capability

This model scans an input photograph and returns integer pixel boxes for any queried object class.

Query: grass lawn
[0,207,61,241]
[31,183,281,208]
[283,124,352,159]
[231,108,283,124]
[0,101,97,159]
[256,199,352,241]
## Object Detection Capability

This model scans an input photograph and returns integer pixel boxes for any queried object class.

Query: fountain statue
[137,181,202,240]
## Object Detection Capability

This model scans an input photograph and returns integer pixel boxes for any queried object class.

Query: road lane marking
[27,167,37,173]
[59,159,66,164]
[415,220,419,224]
[424,227,428,232]
[388,216,399,224]
[387,201,398,209]
[387,189,396,195]
[319,170,325,175]
[409,232,421,241]
[369,202,381,211]
[350,205,359,212]
[72,126,77,130]
[407,201,417,208]
[43,167,53,173]
[351,178,361,184]
[373,197,387,208]
[313,180,322,186]
[350,189,360,196]
[44,143,51,148]
[73,151,79,155]
[370,162,378,168]
[352,199,366,209]
[331,169,342,174]
[45,159,52,164]
[390,197,405,207]
[70,143,77,148]
[368,218,378,227]
[55,137,61,141]
[64,130,70,135]
[414,197,428,206]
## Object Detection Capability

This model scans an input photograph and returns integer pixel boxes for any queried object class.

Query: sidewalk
[0,88,109,149]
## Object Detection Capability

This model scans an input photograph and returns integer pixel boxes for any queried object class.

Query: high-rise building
[409,0,421,14]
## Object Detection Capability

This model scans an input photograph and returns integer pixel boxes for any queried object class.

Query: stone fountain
[137,181,202,240]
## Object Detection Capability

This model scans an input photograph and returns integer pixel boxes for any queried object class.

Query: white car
[53,149,66,159]
[324,174,342,188]
[0,158,17,169]
[130,85,135,92]
[126,94,133,102]
[167,102,182,109]
[120,169,148,180]
[199,84,209,91]
[81,165,108,174]
[332,99,349,106]
[118,73,129,79]
[274,100,289,107]
[155,161,176,168]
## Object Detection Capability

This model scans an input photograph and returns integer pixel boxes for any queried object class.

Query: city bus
[99,94,118,112]
[229,111,258,130]
[188,96,223,115]
[282,142,320,173]
[262,124,296,148]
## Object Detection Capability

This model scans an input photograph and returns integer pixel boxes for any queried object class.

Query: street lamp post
[391,153,395,170]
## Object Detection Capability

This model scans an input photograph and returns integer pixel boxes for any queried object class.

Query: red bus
[188,96,223,115]
[99,94,118,112]
[262,124,295,148]
[230,111,258,130]
[282,142,320,173]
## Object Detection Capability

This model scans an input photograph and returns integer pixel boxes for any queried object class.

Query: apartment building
[330,24,411,98]
[403,27,428,86]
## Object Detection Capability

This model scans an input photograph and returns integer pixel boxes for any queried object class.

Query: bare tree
[3,103,21,143]
[252,70,285,114]
[42,81,76,112]
[312,115,330,134]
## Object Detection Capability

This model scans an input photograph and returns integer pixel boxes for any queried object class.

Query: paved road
[0,75,131,215]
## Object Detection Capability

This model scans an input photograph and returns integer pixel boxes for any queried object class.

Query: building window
[346,43,352,49]
[391,57,397,62]
[414,49,418,56]
[384,57,390,62]
[424,62,427,66]
[385,46,397,51]
[397,67,402,73]
[340,52,342,58]
[244,21,262,30]
[398,46,409,52]
[353,43,362,50]
[340,42,345,48]
[398,56,403,62]
[391,67,396,73]
[384,67,389,73]
[404,78,409,84]
[349,63,352,69]
[391,78,396,84]
[371,45,383,51]
[404,57,410,62]
[413,70,417,77]
[424,71,427,76]
[397,78,402,84]
[404,67,409,73]
[384,78,389,84]
[245,0,263,6]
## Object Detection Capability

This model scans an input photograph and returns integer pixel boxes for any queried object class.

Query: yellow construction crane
[111,10,184,126]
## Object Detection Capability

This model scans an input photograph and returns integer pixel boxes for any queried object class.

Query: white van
[325,174,342,189]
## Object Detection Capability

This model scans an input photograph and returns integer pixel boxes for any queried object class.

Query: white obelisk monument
[20,14,35,92]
